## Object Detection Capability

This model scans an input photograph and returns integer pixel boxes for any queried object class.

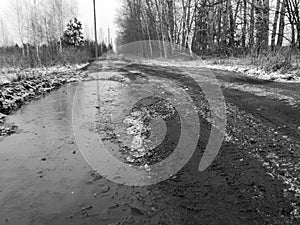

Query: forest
[116,0,300,66]
[0,0,300,70]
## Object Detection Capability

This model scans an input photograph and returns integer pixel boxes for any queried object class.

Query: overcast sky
[0,0,120,45]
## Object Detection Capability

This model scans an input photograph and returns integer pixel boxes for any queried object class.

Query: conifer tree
[63,18,84,47]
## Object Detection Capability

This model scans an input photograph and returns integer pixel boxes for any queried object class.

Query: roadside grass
[137,48,300,82]
[0,46,93,69]
[0,42,109,85]
[0,63,89,86]
[206,48,300,74]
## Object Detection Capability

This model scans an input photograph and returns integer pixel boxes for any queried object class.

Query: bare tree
[0,17,10,47]
[11,0,26,54]
[117,0,300,55]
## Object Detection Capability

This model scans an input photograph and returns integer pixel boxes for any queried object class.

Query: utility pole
[93,0,98,58]
[108,27,110,46]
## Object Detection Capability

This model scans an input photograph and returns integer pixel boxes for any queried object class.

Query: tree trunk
[285,0,295,46]
[277,0,286,47]
[221,1,229,48]
[156,25,163,57]
[36,46,41,65]
[228,0,235,48]
[255,0,265,55]
[271,0,281,50]
[256,0,269,53]
[263,0,269,50]
[241,0,247,48]
[166,0,174,43]
[181,0,187,47]
[249,0,255,48]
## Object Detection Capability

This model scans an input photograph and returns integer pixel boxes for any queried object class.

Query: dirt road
[0,58,299,225]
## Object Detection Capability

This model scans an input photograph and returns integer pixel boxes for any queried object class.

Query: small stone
[82,205,93,211]
[262,162,270,167]
[249,138,257,144]
[68,139,75,145]
[144,164,151,172]
[126,204,145,216]
[100,186,110,194]
[126,156,135,163]
[72,150,76,154]
[108,203,119,209]
[0,113,6,120]
[41,157,47,161]
[171,175,178,179]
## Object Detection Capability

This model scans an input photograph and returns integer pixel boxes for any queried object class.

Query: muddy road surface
[0,58,300,225]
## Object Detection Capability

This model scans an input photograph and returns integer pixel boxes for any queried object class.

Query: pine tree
[63,18,84,47]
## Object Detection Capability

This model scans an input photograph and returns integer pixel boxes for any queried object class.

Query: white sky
[77,0,119,43]
[0,0,120,45]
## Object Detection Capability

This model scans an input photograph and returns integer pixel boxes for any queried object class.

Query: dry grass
[0,41,109,69]
[205,48,299,74]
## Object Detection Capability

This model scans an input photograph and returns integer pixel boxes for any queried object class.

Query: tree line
[0,0,111,67]
[116,0,300,57]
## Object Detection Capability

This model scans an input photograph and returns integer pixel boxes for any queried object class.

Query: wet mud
[0,59,299,224]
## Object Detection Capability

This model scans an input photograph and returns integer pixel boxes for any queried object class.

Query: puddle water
[0,83,95,224]
[0,70,200,224]
[72,74,200,186]
[0,79,153,224]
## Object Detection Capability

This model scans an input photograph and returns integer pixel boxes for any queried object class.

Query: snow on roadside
[0,63,89,138]
[0,63,89,85]
[0,64,91,114]
[142,59,300,83]
[203,63,300,83]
